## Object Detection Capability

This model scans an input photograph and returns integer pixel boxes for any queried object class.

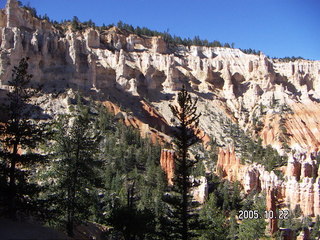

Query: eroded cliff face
[217,147,320,216]
[1,0,320,215]
[217,147,282,194]
[1,0,320,149]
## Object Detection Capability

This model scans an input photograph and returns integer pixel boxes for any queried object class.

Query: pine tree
[0,58,45,219]
[139,153,167,239]
[237,194,267,240]
[311,216,320,240]
[198,193,226,240]
[164,85,202,240]
[71,16,81,31]
[100,110,166,238]
[227,210,239,240]
[42,98,101,236]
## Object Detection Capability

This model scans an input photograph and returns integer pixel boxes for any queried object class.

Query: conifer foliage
[164,86,201,240]
[42,99,100,237]
[0,58,45,219]
[37,99,166,239]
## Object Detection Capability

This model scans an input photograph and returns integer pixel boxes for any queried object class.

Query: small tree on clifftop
[163,85,202,240]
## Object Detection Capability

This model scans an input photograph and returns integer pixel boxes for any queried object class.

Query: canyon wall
[1,0,320,215]
[217,146,320,216]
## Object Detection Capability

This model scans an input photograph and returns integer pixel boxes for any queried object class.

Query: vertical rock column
[266,187,278,235]
[160,149,175,185]
[314,175,320,216]
[6,0,19,28]
[216,146,242,182]
[300,178,315,216]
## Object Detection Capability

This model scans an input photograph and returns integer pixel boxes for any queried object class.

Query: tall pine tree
[42,97,101,236]
[0,58,45,219]
[164,85,201,240]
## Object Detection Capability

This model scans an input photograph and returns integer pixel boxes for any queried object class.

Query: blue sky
[1,0,319,60]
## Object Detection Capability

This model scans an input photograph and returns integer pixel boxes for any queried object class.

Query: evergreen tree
[279,209,304,238]
[71,16,81,31]
[0,58,45,219]
[237,218,266,240]
[311,216,320,240]
[41,98,101,236]
[107,167,159,240]
[198,193,226,240]
[93,104,166,239]
[108,205,156,240]
[227,210,239,240]
[163,86,201,240]
[237,194,267,240]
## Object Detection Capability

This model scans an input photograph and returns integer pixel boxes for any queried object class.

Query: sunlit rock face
[1,0,320,216]
[160,149,175,185]
[217,147,320,216]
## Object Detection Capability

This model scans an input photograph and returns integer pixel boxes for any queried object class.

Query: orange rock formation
[217,146,320,217]
[216,147,242,182]
[102,100,169,144]
[160,149,175,185]
[266,187,278,235]
[261,102,320,152]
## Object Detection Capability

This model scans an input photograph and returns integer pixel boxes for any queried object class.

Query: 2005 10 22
[238,210,289,219]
